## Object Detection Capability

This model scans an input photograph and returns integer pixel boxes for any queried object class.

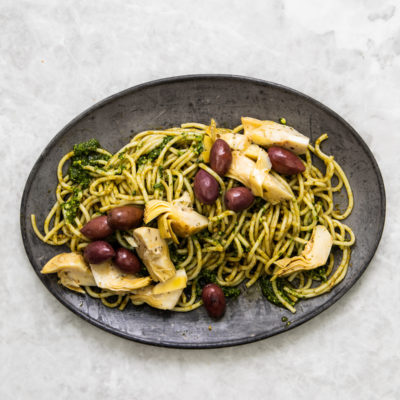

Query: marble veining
[1,0,399,399]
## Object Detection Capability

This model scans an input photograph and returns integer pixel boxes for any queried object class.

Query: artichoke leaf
[157,213,179,244]
[144,192,208,242]
[273,225,333,279]
[262,174,294,204]
[130,285,183,310]
[217,132,250,152]
[144,200,171,223]
[227,150,293,204]
[201,135,214,163]
[244,144,265,160]
[41,252,96,293]
[124,235,138,248]
[249,148,272,197]
[157,213,172,239]
[152,269,187,295]
[89,259,152,292]
[201,118,217,162]
[226,151,256,188]
[170,193,208,237]
[173,191,192,207]
[205,128,264,161]
[242,117,310,155]
[133,227,176,282]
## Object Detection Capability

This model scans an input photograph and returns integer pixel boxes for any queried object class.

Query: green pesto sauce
[61,187,83,224]
[63,139,109,224]
[309,265,328,282]
[193,134,204,155]
[259,276,294,308]
[168,243,187,265]
[67,138,110,188]
[222,286,241,299]
[73,138,100,155]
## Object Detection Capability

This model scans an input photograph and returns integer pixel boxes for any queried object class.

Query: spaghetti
[32,120,355,313]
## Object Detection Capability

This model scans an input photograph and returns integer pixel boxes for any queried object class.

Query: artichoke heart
[133,227,176,282]
[144,192,208,243]
[272,225,333,279]
[89,260,152,292]
[218,132,250,152]
[203,124,262,161]
[152,269,187,295]
[130,285,184,310]
[217,132,265,161]
[41,252,96,293]
[227,149,293,204]
[201,118,217,162]
[130,268,187,310]
[242,117,310,155]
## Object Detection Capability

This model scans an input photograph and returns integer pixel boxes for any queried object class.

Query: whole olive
[107,205,144,231]
[268,146,305,175]
[224,187,254,212]
[202,283,226,319]
[210,139,232,176]
[193,169,219,205]
[84,241,115,264]
[114,248,141,274]
[80,215,113,240]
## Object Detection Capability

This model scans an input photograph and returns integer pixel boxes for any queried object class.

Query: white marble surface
[1,0,399,399]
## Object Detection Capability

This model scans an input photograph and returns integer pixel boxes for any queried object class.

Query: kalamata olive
[107,206,143,231]
[268,146,305,175]
[80,215,113,240]
[210,139,232,176]
[193,169,219,205]
[224,187,254,211]
[83,241,115,264]
[114,248,141,274]
[202,283,226,319]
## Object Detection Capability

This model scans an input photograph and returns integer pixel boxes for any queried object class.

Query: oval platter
[20,75,386,348]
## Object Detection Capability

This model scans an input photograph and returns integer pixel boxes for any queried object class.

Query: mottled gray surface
[2,0,400,399]
[21,76,385,347]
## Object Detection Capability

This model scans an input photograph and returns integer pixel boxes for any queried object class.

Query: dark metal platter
[20,75,385,348]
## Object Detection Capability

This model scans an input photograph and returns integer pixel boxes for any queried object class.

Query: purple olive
[107,206,144,231]
[224,187,254,212]
[268,146,305,175]
[114,248,141,274]
[202,284,226,319]
[83,241,115,264]
[193,169,219,205]
[210,139,232,176]
[80,215,113,240]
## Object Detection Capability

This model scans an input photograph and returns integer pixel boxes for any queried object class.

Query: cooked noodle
[31,121,354,313]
